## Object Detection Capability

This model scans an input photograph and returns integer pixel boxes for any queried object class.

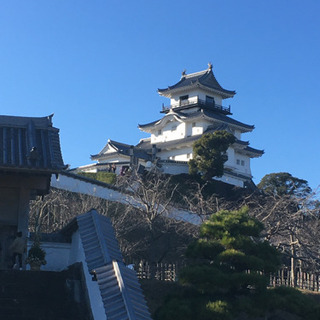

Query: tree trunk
[290,234,297,287]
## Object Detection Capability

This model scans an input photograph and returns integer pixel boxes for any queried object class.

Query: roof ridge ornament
[181,69,186,79]
[208,62,212,71]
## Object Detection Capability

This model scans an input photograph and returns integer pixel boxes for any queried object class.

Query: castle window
[241,160,245,166]
[192,122,196,128]
[206,95,215,105]
[158,129,162,135]
[180,95,189,101]
[236,159,240,165]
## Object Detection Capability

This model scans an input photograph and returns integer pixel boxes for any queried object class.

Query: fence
[128,260,183,282]
[270,268,320,292]
[130,260,320,292]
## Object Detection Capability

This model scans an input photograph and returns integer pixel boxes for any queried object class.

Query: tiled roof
[91,139,152,161]
[76,209,151,320]
[96,262,151,320]
[0,114,65,173]
[139,109,254,132]
[136,130,263,156]
[77,210,123,270]
[158,65,236,98]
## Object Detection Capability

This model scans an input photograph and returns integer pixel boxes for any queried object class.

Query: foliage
[188,130,235,181]
[29,186,197,264]
[250,173,320,274]
[77,171,116,184]
[115,169,198,262]
[156,207,319,319]
[257,172,311,197]
[26,239,46,266]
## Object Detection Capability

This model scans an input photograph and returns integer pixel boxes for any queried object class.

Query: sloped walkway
[77,209,152,320]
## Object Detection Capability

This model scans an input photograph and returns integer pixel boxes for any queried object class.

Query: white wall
[151,119,185,143]
[233,152,251,176]
[215,174,244,188]
[26,241,71,271]
[169,89,223,106]
[160,162,189,175]
[159,146,193,161]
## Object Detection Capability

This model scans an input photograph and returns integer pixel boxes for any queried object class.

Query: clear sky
[0,1,319,189]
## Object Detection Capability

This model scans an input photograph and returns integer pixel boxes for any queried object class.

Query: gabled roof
[158,63,236,99]
[76,209,152,320]
[91,139,152,162]
[0,114,66,173]
[138,109,254,133]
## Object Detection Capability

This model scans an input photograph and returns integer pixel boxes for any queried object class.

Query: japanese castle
[78,63,263,188]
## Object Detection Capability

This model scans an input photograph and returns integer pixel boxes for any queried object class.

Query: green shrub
[77,171,116,184]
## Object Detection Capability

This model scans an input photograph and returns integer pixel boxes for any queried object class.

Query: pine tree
[189,130,235,181]
[156,207,320,319]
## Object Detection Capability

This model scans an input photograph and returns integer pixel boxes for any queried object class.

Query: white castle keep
[77,64,263,188]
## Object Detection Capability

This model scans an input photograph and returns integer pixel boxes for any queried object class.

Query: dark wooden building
[0,114,65,268]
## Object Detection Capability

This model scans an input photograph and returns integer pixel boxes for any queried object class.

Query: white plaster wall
[97,155,129,164]
[159,121,185,142]
[160,162,189,175]
[234,153,252,175]
[26,241,71,271]
[234,129,241,140]
[159,146,193,161]
[103,145,117,154]
[215,175,244,188]
[42,242,70,271]
[52,174,132,204]
[76,164,98,173]
[169,89,223,106]
[225,147,235,166]
[192,123,203,136]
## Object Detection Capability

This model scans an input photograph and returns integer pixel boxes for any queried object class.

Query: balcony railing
[161,96,231,114]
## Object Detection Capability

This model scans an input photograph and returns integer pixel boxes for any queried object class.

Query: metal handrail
[162,96,230,113]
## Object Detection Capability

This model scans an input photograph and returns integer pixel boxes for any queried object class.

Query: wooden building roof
[138,109,254,133]
[0,114,66,173]
[158,63,236,99]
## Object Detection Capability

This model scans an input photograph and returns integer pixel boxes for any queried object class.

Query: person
[10,232,25,269]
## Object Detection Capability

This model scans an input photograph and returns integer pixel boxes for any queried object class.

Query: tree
[157,207,320,319]
[157,207,283,319]
[244,189,320,281]
[189,130,235,181]
[255,172,318,284]
[30,174,198,264]
[115,169,198,263]
[257,172,311,197]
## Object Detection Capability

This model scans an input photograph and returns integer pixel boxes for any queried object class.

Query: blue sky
[0,1,319,189]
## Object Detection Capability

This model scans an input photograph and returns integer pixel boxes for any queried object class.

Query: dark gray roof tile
[139,109,254,131]
[0,114,65,172]
[158,66,235,98]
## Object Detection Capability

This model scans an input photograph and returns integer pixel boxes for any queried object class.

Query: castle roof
[91,139,151,161]
[158,63,236,99]
[138,109,254,133]
[137,132,263,158]
[0,114,66,173]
